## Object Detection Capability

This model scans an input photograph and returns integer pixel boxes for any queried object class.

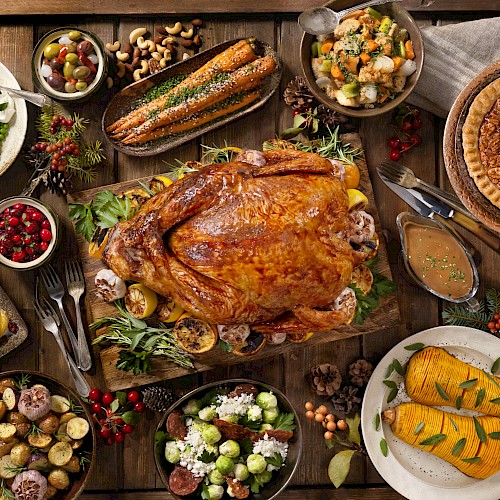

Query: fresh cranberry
[122,424,134,434]
[11,234,21,244]
[412,118,423,130]
[23,236,32,245]
[92,402,103,414]
[126,390,140,403]
[388,137,401,150]
[134,401,146,413]
[40,229,52,242]
[101,392,114,405]
[113,431,125,443]
[25,247,34,256]
[400,142,413,153]
[410,133,422,146]
[7,216,19,227]
[39,242,48,252]
[41,220,51,229]
[88,388,103,402]
[24,222,39,234]
[31,242,41,253]
[0,245,7,255]
[0,221,4,229]
[114,417,124,426]
[5,226,15,236]
[11,250,26,262]
[24,206,36,215]
[32,233,41,242]
[31,211,45,223]
[3,238,13,249]
[389,149,402,161]
[401,121,413,132]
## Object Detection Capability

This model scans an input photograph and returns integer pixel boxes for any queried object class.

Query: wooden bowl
[154,378,302,500]
[102,38,282,157]
[443,62,500,233]
[300,0,424,118]
[0,370,96,499]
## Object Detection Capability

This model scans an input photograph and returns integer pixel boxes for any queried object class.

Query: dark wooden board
[68,133,400,391]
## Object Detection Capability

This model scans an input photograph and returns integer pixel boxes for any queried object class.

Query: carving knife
[378,172,499,251]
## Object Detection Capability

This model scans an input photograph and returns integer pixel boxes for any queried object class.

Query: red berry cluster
[0,203,53,263]
[88,388,145,446]
[487,313,500,335]
[387,104,423,161]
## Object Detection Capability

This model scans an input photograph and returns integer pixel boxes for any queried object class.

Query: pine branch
[442,302,489,330]
[486,289,500,316]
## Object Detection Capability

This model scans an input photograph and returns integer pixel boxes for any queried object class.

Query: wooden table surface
[0,2,499,499]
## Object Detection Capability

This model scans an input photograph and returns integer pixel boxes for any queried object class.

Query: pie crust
[462,78,500,208]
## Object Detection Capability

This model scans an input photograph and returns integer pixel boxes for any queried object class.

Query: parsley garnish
[0,103,8,111]
[273,412,295,432]
[265,452,283,468]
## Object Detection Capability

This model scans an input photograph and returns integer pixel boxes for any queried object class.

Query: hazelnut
[123,42,133,54]
[131,57,140,68]
[133,47,141,58]
[154,35,166,44]
[180,39,193,48]
[157,26,168,35]
[124,63,134,73]
[141,49,151,58]
[193,34,202,47]
[191,19,203,27]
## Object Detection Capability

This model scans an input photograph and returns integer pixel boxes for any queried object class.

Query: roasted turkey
[103,149,375,334]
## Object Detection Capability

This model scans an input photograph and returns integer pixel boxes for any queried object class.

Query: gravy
[403,222,473,299]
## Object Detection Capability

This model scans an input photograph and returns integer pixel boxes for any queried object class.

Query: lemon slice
[119,188,151,209]
[156,296,184,323]
[149,175,173,194]
[0,309,8,337]
[125,284,158,319]
[347,189,369,212]
[174,314,218,354]
[343,163,360,189]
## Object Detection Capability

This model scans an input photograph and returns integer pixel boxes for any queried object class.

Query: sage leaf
[375,413,381,431]
[419,433,446,446]
[383,380,397,389]
[483,370,500,388]
[488,432,500,439]
[380,438,389,457]
[393,358,405,376]
[460,457,481,463]
[435,381,450,401]
[346,412,361,445]
[449,417,458,433]
[455,396,463,410]
[458,378,478,389]
[385,362,395,378]
[490,397,500,404]
[328,449,356,488]
[492,357,500,375]
[473,417,487,443]
[413,421,425,435]
[404,342,425,351]
[387,387,398,404]
[452,438,466,456]
[475,388,486,408]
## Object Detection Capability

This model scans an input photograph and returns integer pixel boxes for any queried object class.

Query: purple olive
[49,59,62,71]
[77,40,93,55]
[47,73,65,91]
[81,74,96,85]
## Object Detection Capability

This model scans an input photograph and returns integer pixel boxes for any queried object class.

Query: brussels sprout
[218,415,239,424]
[199,406,217,421]
[164,441,180,464]
[204,443,219,458]
[259,423,274,432]
[247,405,263,422]
[234,463,249,481]
[247,453,267,474]
[182,399,201,415]
[202,484,224,500]
[219,440,240,458]
[256,470,273,483]
[215,455,234,474]
[256,392,278,410]
[202,425,222,444]
[191,418,208,432]
[208,469,225,485]
[263,407,280,424]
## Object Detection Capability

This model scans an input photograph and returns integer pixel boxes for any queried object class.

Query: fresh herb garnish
[455,395,463,410]
[488,432,500,439]
[265,452,283,468]
[392,358,405,376]
[461,456,481,463]
[419,434,446,446]
[452,438,466,456]
[273,413,295,432]
[475,388,486,408]
[374,413,381,431]
[137,74,189,107]
[0,103,8,111]
[155,430,173,454]
[413,421,425,435]
[492,357,500,375]
[435,381,450,401]
[483,370,500,389]
[198,450,218,463]
[404,342,425,351]
[473,417,487,443]
[490,397,500,404]
[458,378,478,389]
[383,380,398,403]
[217,340,233,353]
[380,438,388,457]
[13,373,31,390]
[449,417,458,432]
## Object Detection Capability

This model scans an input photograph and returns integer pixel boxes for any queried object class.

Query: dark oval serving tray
[102,38,282,157]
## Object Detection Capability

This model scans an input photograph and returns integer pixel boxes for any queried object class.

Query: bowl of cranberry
[0,197,59,270]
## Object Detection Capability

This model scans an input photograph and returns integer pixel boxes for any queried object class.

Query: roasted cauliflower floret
[334,19,360,39]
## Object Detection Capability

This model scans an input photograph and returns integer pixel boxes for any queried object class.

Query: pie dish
[462,78,500,208]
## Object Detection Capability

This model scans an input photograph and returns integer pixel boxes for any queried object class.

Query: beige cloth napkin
[407,17,500,118]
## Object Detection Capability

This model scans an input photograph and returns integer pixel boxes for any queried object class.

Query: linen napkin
[407,17,500,118]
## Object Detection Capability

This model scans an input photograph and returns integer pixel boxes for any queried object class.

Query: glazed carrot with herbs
[107,39,259,134]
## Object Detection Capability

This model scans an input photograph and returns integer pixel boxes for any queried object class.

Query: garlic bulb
[12,470,47,500]
[95,268,127,302]
[17,387,51,421]
[217,324,251,345]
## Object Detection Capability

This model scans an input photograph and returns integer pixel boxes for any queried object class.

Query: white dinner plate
[0,62,28,176]
[361,326,500,500]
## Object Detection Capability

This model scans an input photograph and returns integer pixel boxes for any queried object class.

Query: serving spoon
[299,0,402,35]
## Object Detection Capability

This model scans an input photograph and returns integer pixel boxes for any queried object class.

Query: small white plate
[361,326,500,500]
[0,62,28,176]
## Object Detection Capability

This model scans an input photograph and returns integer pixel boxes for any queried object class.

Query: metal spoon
[0,85,54,112]
[299,0,402,35]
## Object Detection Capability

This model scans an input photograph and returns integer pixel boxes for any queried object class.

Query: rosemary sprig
[201,142,239,164]
[161,159,200,180]
[0,479,14,499]
[13,373,31,390]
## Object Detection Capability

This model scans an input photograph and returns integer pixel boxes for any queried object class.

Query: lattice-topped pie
[462,79,500,208]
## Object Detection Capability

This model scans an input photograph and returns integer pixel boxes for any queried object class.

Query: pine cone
[331,385,362,415]
[348,359,373,388]
[283,76,315,110]
[142,385,177,412]
[46,170,67,195]
[308,363,342,396]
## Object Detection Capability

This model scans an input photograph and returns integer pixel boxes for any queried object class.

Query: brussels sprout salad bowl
[154,379,302,500]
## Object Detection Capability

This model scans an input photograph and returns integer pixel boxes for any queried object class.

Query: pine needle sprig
[486,289,500,316]
[161,158,199,180]
[201,142,237,164]
[442,303,489,330]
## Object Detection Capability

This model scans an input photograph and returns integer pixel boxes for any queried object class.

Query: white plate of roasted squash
[361,326,500,500]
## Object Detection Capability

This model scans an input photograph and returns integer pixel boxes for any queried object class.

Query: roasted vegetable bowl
[154,379,302,500]
[0,371,95,500]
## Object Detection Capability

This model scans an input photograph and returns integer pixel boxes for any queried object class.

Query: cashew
[105,41,120,52]
[116,61,126,78]
[162,36,176,45]
[115,50,130,61]
[159,58,168,68]
[182,52,190,60]
[156,44,167,54]
[138,59,149,74]
[151,51,162,61]
[180,28,193,39]
[136,36,155,52]
[165,22,182,35]
[106,76,114,89]
[133,69,144,81]
[129,27,148,44]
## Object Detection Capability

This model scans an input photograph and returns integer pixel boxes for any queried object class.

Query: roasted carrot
[366,39,379,52]
[121,91,261,144]
[405,40,415,60]
[391,56,404,70]
[321,39,334,54]
[107,39,258,134]
[330,64,345,81]
[360,52,371,64]
[120,56,276,142]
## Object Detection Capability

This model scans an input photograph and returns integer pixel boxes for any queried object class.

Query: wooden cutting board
[68,133,400,391]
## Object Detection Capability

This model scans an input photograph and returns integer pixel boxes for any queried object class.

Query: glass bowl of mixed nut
[32,27,108,102]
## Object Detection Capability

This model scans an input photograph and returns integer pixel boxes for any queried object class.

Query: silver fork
[379,160,478,221]
[40,264,81,369]
[34,297,90,397]
[65,260,92,372]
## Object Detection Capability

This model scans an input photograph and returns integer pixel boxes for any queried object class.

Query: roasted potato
[27,431,53,449]
[0,402,7,421]
[62,455,80,474]
[48,442,73,467]
[48,468,70,490]
[6,411,29,426]
[0,440,18,458]
[36,413,60,435]
[0,455,17,479]
[44,485,58,499]
[2,389,18,411]
[0,379,15,397]
[0,423,17,443]
[9,442,30,466]
[58,412,77,425]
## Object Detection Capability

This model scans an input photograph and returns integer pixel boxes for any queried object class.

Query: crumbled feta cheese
[215,393,255,418]
[252,433,288,464]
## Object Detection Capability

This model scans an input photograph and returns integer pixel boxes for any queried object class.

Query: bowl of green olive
[32,27,108,102]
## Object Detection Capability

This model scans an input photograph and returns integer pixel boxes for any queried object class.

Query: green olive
[72,65,90,80]
[65,53,79,65]
[64,82,77,93]
[75,81,88,91]
[43,43,61,60]
[67,31,82,41]
[63,62,77,79]
[65,43,77,53]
